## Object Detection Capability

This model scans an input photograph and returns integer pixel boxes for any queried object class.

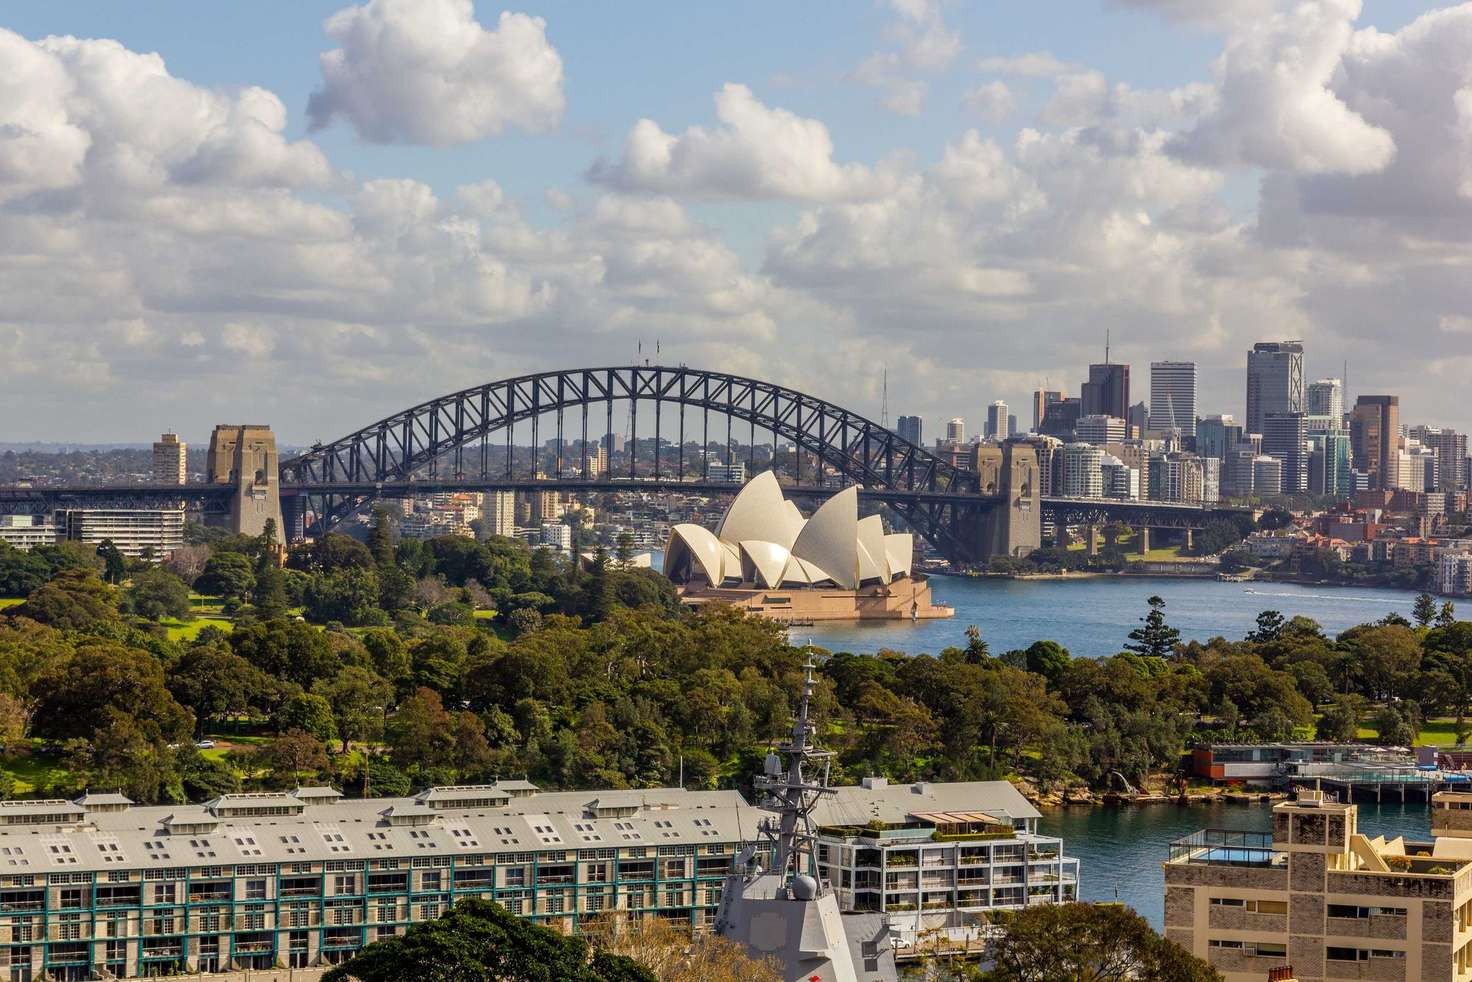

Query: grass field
[1354,716,1464,746]
[0,751,71,794]
[162,616,234,641]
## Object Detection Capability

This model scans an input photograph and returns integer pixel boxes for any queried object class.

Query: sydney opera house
[664,472,951,622]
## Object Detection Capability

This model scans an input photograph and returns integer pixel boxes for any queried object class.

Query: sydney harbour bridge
[0,366,1244,565]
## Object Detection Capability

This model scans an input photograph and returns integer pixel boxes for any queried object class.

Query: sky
[1,0,1467,444]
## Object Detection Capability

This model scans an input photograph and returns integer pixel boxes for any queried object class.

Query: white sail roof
[666,524,727,585]
[665,475,914,590]
[791,486,860,590]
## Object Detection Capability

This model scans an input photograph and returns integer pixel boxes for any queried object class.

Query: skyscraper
[1081,363,1130,420]
[1262,412,1309,494]
[1031,390,1063,432]
[1245,341,1304,436]
[1410,426,1467,492]
[1075,415,1127,446]
[986,401,1009,441]
[1196,415,1241,461]
[152,433,187,485]
[897,415,923,446]
[1350,395,1400,489]
[1148,361,1198,436]
[1306,377,1344,423]
[945,418,965,445]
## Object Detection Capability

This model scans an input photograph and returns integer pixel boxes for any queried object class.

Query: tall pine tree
[1125,595,1181,659]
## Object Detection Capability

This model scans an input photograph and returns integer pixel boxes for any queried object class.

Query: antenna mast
[881,366,889,430]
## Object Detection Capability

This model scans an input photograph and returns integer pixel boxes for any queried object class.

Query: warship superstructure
[713,658,896,982]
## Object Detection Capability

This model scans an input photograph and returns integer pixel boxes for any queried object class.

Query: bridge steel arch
[278,366,996,560]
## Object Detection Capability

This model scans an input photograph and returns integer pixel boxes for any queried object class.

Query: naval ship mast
[753,652,834,890]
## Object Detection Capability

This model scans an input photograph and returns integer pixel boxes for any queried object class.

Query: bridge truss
[279,366,993,560]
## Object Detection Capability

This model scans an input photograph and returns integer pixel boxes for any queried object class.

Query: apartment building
[53,508,184,558]
[812,778,1078,933]
[1164,787,1472,981]
[0,776,1078,981]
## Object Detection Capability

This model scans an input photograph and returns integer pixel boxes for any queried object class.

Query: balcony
[1168,829,1283,868]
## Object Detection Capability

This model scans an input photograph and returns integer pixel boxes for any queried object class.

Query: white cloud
[853,0,961,116]
[589,84,891,202]
[961,80,1016,123]
[307,0,564,145]
[1113,0,1280,30]
[975,51,1078,78]
[1170,0,1396,174]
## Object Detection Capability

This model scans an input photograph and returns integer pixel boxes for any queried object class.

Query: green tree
[1437,602,1457,629]
[1317,694,1363,743]
[1414,592,1438,628]
[0,544,51,598]
[168,646,273,735]
[315,668,393,753]
[195,552,256,604]
[369,506,396,567]
[981,902,1221,981]
[272,692,339,744]
[230,619,341,688]
[614,531,636,568]
[253,565,290,619]
[97,539,126,585]
[1246,609,1284,643]
[31,643,194,744]
[1023,640,1071,683]
[1373,704,1418,747]
[321,898,655,982]
[124,568,192,621]
[13,569,119,629]
[1125,596,1181,659]
[259,729,330,787]
[302,568,385,626]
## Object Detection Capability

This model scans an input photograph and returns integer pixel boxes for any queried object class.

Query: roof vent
[861,777,888,790]
[911,782,931,795]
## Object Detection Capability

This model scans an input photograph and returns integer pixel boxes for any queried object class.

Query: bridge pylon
[954,441,1041,563]
[206,425,284,543]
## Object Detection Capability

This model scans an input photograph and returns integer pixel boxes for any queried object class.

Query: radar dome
[791,874,819,901]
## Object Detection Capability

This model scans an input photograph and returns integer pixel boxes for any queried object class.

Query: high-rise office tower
[1350,395,1400,489]
[1039,398,1082,440]
[945,418,965,445]
[1410,426,1467,492]
[152,433,187,485]
[1031,390,1063,432]
[1308,430,1353,497]
[1306,377,1344,423]
[1196,415,1241,460]
[1245,341,1304,436]
[1127,402,1149,440]
[487,491,517,538]
[1008,414,1017,438]
[1075,415,1127,446]
[1262,412,1309,494]
[1148,361,1198,436]
[1081,363,1130,420]
[986,401,1009,441]
[896,415,923,446]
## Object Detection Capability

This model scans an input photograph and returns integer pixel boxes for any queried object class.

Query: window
[1328,904,1406,919]
[152,883,176,904]
[1327,947,1369,962]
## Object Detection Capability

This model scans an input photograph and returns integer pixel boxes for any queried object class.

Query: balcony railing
[1168,829,1282,867]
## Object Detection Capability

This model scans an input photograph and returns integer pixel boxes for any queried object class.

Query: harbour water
[800,575,1419,658]
[1042,799,1433,930]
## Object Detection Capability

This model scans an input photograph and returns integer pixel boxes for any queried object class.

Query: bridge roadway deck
[0,480,1241,521]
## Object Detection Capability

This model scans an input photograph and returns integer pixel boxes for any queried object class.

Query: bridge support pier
[1137,526,1151,555]
[1054,523,1070,549]
[1086,524,1100,556]
[206,425,284,544]
[1184,528,1194,554]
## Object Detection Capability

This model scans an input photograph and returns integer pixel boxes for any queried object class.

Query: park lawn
[1127,546,1185,562]
[0,752,71,794]
[1353,716,1462,746]
[162,616,234,641]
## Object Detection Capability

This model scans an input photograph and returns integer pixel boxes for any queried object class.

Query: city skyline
[1,1,1471,443]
